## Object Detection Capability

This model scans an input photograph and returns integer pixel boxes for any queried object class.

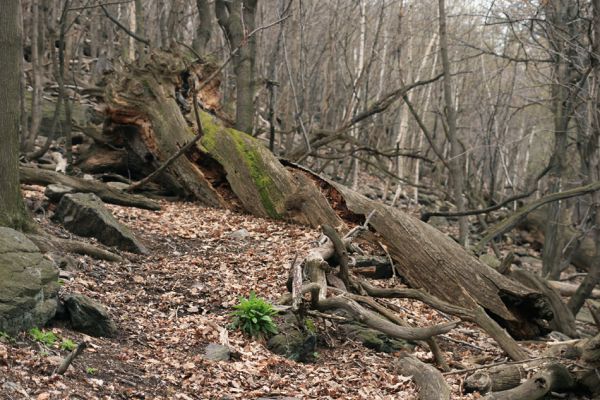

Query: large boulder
[0,228,59,335]
[52,192,146,254]
[63,293,117,337]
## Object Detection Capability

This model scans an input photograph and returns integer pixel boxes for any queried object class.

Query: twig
[55,342,87,375]
[442,356,557,376]
[100,5,150,45]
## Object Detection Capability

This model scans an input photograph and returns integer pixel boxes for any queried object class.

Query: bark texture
[0,0,31,230]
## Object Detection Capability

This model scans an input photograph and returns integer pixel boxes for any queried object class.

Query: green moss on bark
[200,112,282,218]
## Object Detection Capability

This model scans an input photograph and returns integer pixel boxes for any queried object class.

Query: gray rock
[428,216,449,228]
[479,254,501,269]
[44,183,76,202]
[0,227,59,335]
[63,293,117,337]
[204,343,230,361]
[226,228,251,240]
[52,193,146,254]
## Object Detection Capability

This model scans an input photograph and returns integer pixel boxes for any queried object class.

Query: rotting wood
[482,363,574,400]
[508,269,577,338]
[464,364,524,394]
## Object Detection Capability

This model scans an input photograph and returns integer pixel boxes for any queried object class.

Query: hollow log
[482,363,573,400]
[508,269,577,338]
[464,364,524,394]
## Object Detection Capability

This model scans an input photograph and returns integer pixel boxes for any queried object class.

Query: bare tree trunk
[438,0,468,246]
[193,0,212,55]
[215,0,258,134]
[0,0,31,230]
[542,0,577,279]
[24,0,43,152]
[567,0,600,313]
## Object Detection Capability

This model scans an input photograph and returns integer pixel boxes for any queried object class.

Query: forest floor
[0,185,592,399]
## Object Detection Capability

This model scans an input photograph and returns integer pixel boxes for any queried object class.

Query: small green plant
[231,292,278,338]
[29,328,58,347]
[0,331,11,343]
[304,318,317,334]
[60,338,76,351]
[86,367,97,375]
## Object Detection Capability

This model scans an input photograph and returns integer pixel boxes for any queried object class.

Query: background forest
[1,0,600,398]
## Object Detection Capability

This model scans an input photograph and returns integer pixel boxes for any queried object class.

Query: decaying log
[198,113,343,227]
[19,165,160,211]
[483,363,573,400]
[393,355,450,400]
[359,280,529,361]
[508,269,577,338]
[464,364,524,394]
[103,53,226,206]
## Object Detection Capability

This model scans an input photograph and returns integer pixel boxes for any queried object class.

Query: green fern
[231,292,278,338]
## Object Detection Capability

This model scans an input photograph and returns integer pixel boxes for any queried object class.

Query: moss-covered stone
[0,227,59,335]
[339,322,415,353]
[267,313,317,362]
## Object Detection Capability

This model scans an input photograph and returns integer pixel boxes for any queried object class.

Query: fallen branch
[20,165,161,211]
[55,342,86,375]
[27,233,123,262]
[475,180,600,253]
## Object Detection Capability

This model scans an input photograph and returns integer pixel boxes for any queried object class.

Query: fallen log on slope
[19,166,161,211]
[98,50,552,354]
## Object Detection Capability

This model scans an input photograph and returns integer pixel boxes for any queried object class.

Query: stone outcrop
[63,293,117,337]
[0,227,59,335]
[52,192,146,254]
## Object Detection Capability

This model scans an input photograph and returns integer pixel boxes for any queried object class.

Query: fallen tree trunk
[483,363,573,400]
[19,165,160,211]
[464,364,524,394]
[547,280,600,299]
[98,50,552,350]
